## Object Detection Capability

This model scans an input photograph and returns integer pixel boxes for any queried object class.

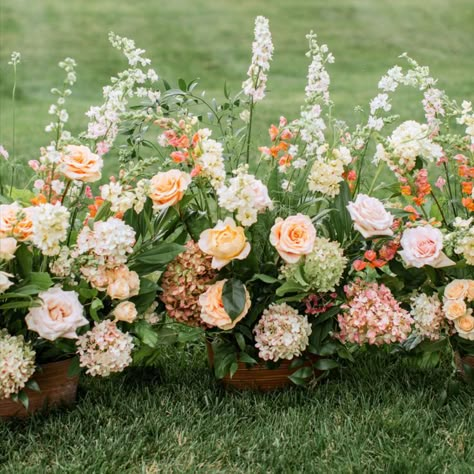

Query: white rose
[347,194,394,238]
[0,271,14,293]
[25,287,88,340]
[0,237,18,261]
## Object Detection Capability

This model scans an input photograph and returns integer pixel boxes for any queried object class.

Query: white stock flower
[31,203,70,256]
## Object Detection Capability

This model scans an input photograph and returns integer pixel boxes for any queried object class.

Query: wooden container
[0,359,79,419]
[455,352,474,382]
[207,343,321,391]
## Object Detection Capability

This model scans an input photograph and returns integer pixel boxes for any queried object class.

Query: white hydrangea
[445,218,474,265]
[0,330,36,399]
[410,293,445,340]
[31,203,70,256]
[101,181,136,214]
[254,303,312,362]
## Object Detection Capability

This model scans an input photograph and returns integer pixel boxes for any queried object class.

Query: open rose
[443,299,467,320]
[148,170,191,211]
[198,217,250,269]
[399,225,454,268]
[106,265,140,300]
[270,214,316,263]
[0,238,17,261]
[25,287,88,340]
[61,145,103,182]
[347,194,394,238]
[444,280,469,300]
[199,280,251,330]
[454,313,474,340]
[113,301,138,323]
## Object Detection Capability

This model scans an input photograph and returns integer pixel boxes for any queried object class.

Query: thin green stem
[9,63,17,196]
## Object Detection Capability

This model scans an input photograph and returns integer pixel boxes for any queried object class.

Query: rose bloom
[0,237,17,261]
[199,279,251,330]
[113,301,138,323]
[444,280,469,300]
[454,313,474,340]
[148,169,191,211]
[399,225,454,268]
[270,214,316,263]
[198,217,251,269]
[25,287,88,340]
[347,194,394,238]
[106,265,140,300]
[0,271,14,293]
[468,281,474,302]
[443,299,467,320]
[60,145,103,182]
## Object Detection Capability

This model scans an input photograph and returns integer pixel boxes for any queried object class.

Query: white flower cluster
[217,167,273,226]
[75,217,136,268]
[254,303,312,362]
[0,330,36,399]
[307,145,352,197]
[445,217,474,265]
[100,179,149,214]
[85,33,159,146]
[76,320,134,377]
[457,100,474,145]
[31,203,70,256]
[196,137,226,190]
[8,51,21,66]
[410,293,444,340]
[242,16,274,102]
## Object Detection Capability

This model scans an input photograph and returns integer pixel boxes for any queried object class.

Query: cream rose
[444,280,469,300]
[399,225,454,268]
[347,194,394,238]
[0,237,18,261]
[467,280,474,302]
[198,217,251,269]
[199,280,251,330]
[443,299,467,320]
[269,214,316,263]
[113,301,138,323]
[454,313,474,340]
[106,266,140,300]
[60,145,103,182]
[0,203,21,238]
[0,271,14,293]
[25,287,88,340]
[148,170,191,211]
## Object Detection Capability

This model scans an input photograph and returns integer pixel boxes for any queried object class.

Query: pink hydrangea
[335,279,413,345]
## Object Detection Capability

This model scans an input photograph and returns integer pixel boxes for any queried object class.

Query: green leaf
[288,366,313,385]
[276,280,307,297]
[67,357,81,377]
[15,244,33,277]
[133,243,185,270]
[18,390,29,410]
[222,278,247,321]
[235,333,246,351]
[25,379,40,392]
[178,78,187,91]
[238,352,257,365]
[89,298,104,322]
[134,320,160,347]
[247,273,280,284]
[314,359,339,371]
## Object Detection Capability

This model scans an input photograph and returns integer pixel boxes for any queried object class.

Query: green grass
[1,346,473,473]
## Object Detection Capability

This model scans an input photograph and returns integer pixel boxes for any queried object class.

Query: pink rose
[399,225,454,268]
[347,194,394,238]
[269,214,316,263]
[25,287,88,340]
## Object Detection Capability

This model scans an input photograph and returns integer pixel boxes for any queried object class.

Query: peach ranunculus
[199,279,251,330]
[443,299,467,320]
[0,237,18,261]
[113,301,138,323]
[269,214,316,264]
[0,203,21,238]
[454,312,474,340]
[60,145,103,182]
[106,265,140,300]
[148,169,191,211]
[444,280,469,300]
[25,287,88,340]
[347,194,394,239]
[198,217,251,269]
[399,225,454,268]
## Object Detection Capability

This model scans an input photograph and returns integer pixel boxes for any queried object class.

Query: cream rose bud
[0,237,18,261]
[0,271,14,293]
[60,145,103,182]
[199,280,251,330]
[399,225,454,268]
[148,169,191,211]
[113,301,138,323]
[269,214,316,264]
[454,313,474,340]
[444,280,469,300]
[198,217,251,269]
[347,194,394,238]
[443,299,467,320]
[25,287,88,340]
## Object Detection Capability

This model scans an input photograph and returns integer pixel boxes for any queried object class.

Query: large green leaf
[131,243,185,274]
[222,279,247,321]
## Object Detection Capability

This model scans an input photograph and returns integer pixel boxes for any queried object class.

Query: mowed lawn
[1,1,474,473]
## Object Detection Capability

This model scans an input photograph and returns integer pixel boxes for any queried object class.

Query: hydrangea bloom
[76,320,134,377]
[0,330,36,399]
[31,203,70,256]
[410,293,445,340]
[445,218,474,265]
[335,279,413,346]
[254,303,312,361]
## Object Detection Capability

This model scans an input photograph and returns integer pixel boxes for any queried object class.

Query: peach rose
[443,299,467,320]
[106,265,140,300]
[113,301,138,323]
[0,203,21,238]
[25,287,88,340]
[198,217,251,269]
[0,237,17,261]
[60,145,103,182]
[0,271,14,293]
[444,280,469,300]
[399,225,454,268]
[454,312,474,340]
[148,170,191,211]
[347,194,394,238]
[199,280,251,330]
[466,280,474,302]
[269,214,316,263]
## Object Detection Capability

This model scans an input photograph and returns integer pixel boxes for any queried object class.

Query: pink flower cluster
[335,279,413,346]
